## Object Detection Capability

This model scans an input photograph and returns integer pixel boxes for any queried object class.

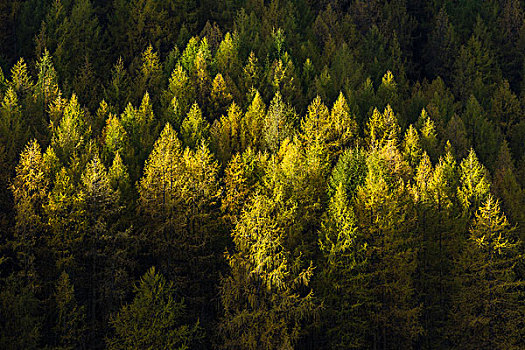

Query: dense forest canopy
[0,0,525,349]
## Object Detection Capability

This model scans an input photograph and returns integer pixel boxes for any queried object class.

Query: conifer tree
[102,113,129,165]
[491,79,520,136]
[108,152,132,205]
[162,63,194,128]
[242,51,261,100]
[318,181,369,349]
[193,41,212,109]
[9,58,33,97]
[354,150,422,349]
[181,102,210,149]
[299,95,330,152]
[215,32,241,80]
[209,73,233,119]
[376,71,399,112]
[328,147,368,199]
[457,149,491,214]
[104,57,131,112]
[53,271,86,349]
[325,92,358,160]
[45,166,84,271]
[10,140,49,288]
[32,49,60,138]
[219,190,316,350]
[0,88,27,174]
[119,92,155,178]
[263,91,295,153]
[136,45,162,103]
[450,196,524,349]
[210,102,242,166]
[402,124,422,170]
[221,148,268,227]
[107,267,198,350]
[50,94,91,174]
[138,123,222,325]
[366,105,401,148]
[241,90,266,151]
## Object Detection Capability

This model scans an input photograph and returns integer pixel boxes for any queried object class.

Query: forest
[0,0,524,349]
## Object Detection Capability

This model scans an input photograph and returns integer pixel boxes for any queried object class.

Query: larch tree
[241,90,266,152]
[210,102,243,166]
[366,104,401,149]
[138,123,222,327]
[219,189,316,350]
[107,267,198,350]
[354,150,422,349]
[402,124,422,171]
[450,196,524,349]
[318,179,369,349]
[457,148,491,215]
[53,271,86,349]
[181,102,210,149]
[10,140,49,289]
[162,63,194,129]
[209,73,233,120]
[263,91,295,153]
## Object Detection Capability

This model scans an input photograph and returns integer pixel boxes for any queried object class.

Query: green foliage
[366,105,401,148]
[0,275,42,350]
[328,147,367,199]
[139,123,222,324]
[210,102,242,165]
[450,196,524,349]
[54,271,86,349]
[108,267,198,350]
[318,182,368,349]
[181,102,209,149]
[241,90,266,151]
[402,124,422,170]
[353,150,423,348]
[10,140,49,286]
[9,58,33,96]
[263,91,295,152]
[457,149,491,213]
[1,2,525,349]
[220,191,316,350]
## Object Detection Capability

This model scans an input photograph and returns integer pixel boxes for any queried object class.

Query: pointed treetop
[138,91,154,124]
[263,91,295,153]
[34,49,60,103]
[1,87,19,112]
[414,152,433,203]
[366,104,400,148]
[141,45,161,77]
[11,140,47,201]
[300,95,329,145]
[181,102,209,149]
[216,32,239,73]
[109,151,130,194]
[9,58,33,94]
[470,195,515,254]
[457,148,491,211]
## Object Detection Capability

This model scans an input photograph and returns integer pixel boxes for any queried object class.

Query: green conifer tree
[107,267,198,350]
[450,196,524,349]
[181,102,209,149]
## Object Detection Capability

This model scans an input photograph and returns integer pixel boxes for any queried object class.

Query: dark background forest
[0,0,524,349]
